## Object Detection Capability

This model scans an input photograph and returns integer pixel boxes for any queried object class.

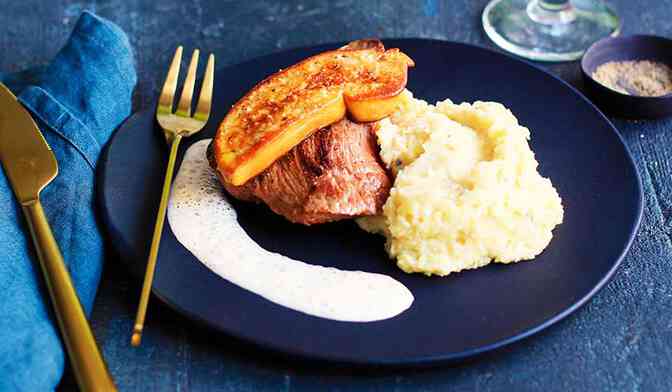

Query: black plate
[99,39,643,365]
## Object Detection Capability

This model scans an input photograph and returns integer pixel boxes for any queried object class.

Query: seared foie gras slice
[213,40,413,186]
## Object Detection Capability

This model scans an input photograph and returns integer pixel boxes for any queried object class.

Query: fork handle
[22,200,116,392]
[131,133,183,346]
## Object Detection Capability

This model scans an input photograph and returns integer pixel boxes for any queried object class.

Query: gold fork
[131,47,214,346]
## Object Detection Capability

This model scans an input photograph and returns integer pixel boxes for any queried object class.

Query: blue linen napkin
[0,12,136,391]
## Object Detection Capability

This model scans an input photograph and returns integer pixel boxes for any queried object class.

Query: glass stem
[527,0,576,25]
[539,0,571,9]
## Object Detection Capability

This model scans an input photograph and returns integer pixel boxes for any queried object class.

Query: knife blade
[0,84,57,204]
[0,82,116,391]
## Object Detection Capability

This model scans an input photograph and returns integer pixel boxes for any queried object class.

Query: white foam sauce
[167,139,414,322]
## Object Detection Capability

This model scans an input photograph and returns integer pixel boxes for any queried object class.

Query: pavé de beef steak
[207,117,391,225]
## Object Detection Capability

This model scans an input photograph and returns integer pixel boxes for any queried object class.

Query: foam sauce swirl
[167,140,413,322]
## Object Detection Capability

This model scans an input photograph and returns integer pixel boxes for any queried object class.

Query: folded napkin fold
[0,12,136,391]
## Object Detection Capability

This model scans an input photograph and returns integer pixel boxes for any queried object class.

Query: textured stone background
[1,0,671,390]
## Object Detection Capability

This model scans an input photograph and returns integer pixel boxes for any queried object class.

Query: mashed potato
[358,92,564,276]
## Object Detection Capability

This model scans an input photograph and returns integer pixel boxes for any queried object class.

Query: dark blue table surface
[2,1,671,390]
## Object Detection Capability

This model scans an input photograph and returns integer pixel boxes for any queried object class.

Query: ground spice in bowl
[592,60,672,97]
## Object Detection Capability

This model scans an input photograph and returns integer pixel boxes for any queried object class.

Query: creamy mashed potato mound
[358,92,564,276]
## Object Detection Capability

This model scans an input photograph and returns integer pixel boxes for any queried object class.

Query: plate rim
[99,38,644,366]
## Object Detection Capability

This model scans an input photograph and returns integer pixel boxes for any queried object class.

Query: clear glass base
[482,0,620,62]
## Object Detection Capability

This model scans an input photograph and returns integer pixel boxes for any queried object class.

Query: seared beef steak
[207,118,391,225]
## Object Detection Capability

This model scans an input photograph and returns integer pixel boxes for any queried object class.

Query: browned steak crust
[207,117,391,225]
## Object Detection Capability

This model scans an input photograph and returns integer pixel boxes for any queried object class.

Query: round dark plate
[99,39,643,365]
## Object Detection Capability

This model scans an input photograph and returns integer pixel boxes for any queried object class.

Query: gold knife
[0,83,116,391]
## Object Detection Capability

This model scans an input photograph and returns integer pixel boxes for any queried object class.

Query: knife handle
[22,200,116,392]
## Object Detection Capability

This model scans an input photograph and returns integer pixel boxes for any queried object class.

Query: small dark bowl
[581,35,672,118]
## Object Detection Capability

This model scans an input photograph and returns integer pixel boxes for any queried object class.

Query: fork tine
[194,54,215,121]
[158,46,183,114]
[175,49,200,117]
